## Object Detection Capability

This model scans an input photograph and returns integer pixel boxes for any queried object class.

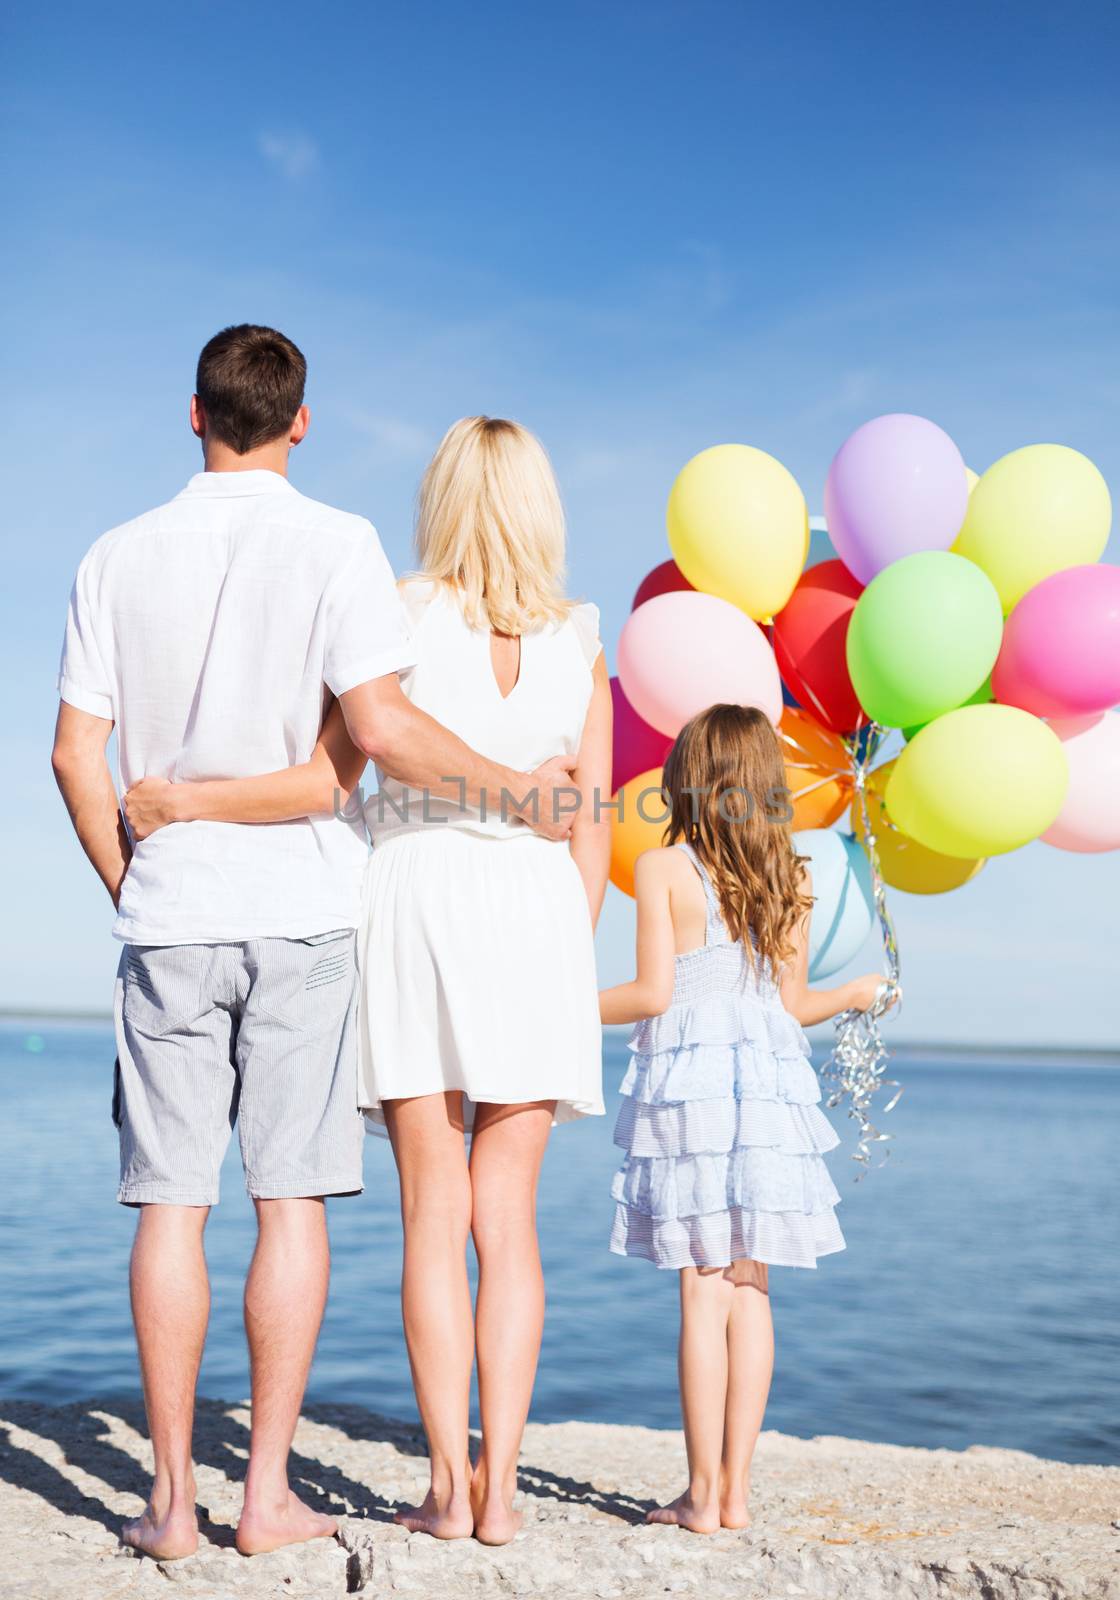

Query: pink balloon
[993,564,1120,718]
[824,413,968,585]
[1042,712,1120,853]
[632,558,693,610]
[611,676,672,792]
[617,591,783,738]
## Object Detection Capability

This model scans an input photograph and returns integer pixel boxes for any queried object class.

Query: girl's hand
[122,777,184,840]
[846,973,893,1013]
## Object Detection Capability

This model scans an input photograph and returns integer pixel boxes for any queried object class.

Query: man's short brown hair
[195,324,307,455]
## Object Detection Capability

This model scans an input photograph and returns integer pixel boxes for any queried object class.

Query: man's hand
[122,776,182,841]
[52,701,132,906]
[527,754,580,842]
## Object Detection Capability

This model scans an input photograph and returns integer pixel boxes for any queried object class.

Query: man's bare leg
[236,1196,337,1556]
[122,1204,209,1559]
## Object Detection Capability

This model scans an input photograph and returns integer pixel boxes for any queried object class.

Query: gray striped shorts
[112,932,364,1206]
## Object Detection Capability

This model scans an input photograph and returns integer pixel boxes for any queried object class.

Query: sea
[1,1021,1116,1466]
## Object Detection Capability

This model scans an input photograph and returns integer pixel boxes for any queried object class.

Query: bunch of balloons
[609,418,1117,1157]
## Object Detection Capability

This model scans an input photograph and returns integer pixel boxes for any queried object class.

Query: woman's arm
[599,849,677,1025]
[569,653,612,926]
[778,867,890,1025]
[122,700,367,840]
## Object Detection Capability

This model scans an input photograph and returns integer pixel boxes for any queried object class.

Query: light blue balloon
[792,829,874,980]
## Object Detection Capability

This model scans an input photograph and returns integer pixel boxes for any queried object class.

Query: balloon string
[818,723,903,1178]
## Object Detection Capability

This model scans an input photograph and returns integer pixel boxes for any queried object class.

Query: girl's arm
[779,867,889,1025]
[569,653,613,926]
[122,700,367,839]
[599,849,677,1025]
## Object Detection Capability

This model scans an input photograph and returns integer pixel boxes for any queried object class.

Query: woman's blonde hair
[415,416,574,635]
[662,704,812,971]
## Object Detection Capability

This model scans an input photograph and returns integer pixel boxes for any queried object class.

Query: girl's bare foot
[121,1500,199,1561]
[719,1471,751,1529]
[719,1496,751,1529]
[235,1490,337,1556]
[646,1491,720,1535]
[395,1486,474,1539]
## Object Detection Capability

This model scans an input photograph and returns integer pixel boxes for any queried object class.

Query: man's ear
[190,394,206,440]
[290,405,311,447]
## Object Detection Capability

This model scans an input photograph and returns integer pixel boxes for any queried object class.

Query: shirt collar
[176,469,298,499]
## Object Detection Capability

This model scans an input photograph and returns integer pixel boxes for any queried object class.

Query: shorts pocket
[122,945,206,1038]
[251,932,356,1029]
[111,1056,123,1129]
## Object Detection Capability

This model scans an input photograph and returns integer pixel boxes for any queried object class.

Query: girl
[599,703,888,1535]
[124,417,612,1546]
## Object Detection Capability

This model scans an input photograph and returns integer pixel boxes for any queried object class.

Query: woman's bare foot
[470,1463,523,1546]
[395,1486,474,1539]
[646,1491,721,1535]
[235,1490,338,1556]
[121,1500,199,1561]
[471,1497,523,1545]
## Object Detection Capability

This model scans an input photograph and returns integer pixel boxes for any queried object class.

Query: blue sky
[3,1,1118,1043]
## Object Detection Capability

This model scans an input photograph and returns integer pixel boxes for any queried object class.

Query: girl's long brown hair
[662,704,811,971]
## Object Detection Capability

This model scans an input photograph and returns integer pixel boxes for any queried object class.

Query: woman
[125,417,612,1545]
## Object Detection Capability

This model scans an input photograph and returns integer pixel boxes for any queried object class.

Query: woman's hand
[122,777,185,840]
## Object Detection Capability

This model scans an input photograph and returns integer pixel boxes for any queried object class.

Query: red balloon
[771,559,864,733]
[611,676,672,793]
[632,559,693,611]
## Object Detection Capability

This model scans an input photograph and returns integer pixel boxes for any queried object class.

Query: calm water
[1,1021,1116,1465]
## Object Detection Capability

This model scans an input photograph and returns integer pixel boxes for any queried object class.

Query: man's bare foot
[236,1490,338,1556]
[646,1491,720,1535]
[121,1501,199,1561]
[395,1487,474,1539]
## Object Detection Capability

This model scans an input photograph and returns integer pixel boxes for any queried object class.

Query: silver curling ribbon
[819,723,903,1177]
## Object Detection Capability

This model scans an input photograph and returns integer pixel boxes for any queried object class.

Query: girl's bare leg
[719,1259,772,1529]
[384,1092,475,1539]
[647,1265,733,1533]
[468,1099,555,1546]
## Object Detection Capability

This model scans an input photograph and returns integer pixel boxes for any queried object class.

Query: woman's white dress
[358,580,604,1130]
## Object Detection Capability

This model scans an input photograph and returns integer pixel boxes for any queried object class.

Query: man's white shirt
[58,469,415,944]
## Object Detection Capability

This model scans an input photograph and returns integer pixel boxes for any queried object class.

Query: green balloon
[901,676,993,742]
[846,552,1003,729]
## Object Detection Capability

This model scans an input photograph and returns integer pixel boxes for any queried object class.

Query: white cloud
[257,131,319,181]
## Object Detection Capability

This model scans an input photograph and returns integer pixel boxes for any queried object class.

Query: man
[52,324,574,1560]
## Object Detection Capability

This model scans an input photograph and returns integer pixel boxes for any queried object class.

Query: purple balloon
[824,414,969,586]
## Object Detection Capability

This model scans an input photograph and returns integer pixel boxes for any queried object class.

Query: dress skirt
[358,827,604,1131]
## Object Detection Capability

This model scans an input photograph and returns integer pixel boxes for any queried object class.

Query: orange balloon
[608,766,670,897]
[779,708,854,829]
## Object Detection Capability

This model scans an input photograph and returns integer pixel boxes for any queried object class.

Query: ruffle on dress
[611,982,845,1271]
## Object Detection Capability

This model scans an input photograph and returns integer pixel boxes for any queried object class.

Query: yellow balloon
[854,759,984,894]
[953,444,1111,612]
[667,444,809,623]
[608,767,670,897]
[886,704,1068,859]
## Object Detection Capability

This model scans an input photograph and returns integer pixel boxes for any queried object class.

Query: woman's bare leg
[384,1092,475,1538]
[647,1265,732,1534]
[468,1099,555,1546]
[720,1259,772,1529]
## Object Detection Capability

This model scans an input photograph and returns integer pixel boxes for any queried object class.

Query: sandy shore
[1,1398,1116,1599]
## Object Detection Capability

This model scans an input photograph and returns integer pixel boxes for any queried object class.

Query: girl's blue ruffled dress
[610,843,846,1270]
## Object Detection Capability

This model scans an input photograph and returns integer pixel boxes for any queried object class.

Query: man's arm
[340,674,576,840]
[51,702,132,906]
